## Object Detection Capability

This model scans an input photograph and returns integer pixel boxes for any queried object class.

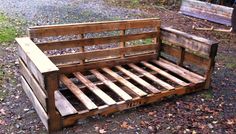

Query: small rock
[15,124,20,129]
[148,126,155,131]
[208,123,214,129]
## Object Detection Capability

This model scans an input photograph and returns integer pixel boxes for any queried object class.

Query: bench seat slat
[116,66,160,93]
[55,90,78,116]
[153,59,205,83]
[60,75,98,110]
[128,63,174,90]
[90,69,132,101]
[141,61,189,86]
[74,72,116,105]
[102,68,147,97]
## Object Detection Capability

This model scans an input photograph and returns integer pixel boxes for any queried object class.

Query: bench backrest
[28,18,161,73]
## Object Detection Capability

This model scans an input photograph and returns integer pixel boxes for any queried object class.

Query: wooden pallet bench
[16,18,218,133]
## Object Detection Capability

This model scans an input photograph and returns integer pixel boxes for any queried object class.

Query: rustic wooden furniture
[180,0,234,26]
[16,18,218,133]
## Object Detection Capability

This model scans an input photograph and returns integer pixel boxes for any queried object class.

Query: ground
[0,0,236,133]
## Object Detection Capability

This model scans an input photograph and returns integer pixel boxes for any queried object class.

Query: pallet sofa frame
[16,18,218,133]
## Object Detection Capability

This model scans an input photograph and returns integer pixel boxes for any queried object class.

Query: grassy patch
[200,90,213,100]
[0,13,18,43]
[217,54,236,70]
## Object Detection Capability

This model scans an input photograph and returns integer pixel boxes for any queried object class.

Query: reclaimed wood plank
[128,63,174,90]
[161,27,218,57]
[49,44,155,64]
[58,53,157,74]
[73,72,116,105]
[21,76,48,130]
[55,90,78,117]
[102,68,147,96]
[44,72,61,132]
[16,37,58,89]
[180,0,233,26]
[29,18,160,38]
[141,61,189,86]
[19,58,47,110]
[90,69,132,101]
[153,59,205,83]
[37,32,157,51]
[161,43,209,69]
[116,66,160,93]
[60,74,98,110]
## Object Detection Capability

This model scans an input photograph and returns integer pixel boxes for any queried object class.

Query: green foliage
[0,13,18,43]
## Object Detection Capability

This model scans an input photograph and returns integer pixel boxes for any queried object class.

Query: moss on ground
[0,13,25,43]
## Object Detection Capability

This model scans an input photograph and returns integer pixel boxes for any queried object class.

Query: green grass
[217,54,236,70]
[0,13,18,43]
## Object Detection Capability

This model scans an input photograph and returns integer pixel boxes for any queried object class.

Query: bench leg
[45,72,62,133]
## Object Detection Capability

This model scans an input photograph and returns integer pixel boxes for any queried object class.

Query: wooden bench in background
[16,18,218,133]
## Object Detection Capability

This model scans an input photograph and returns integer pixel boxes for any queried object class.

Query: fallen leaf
[0,108,6,115]
[0,119,7,125]
[99,129,107,134]
[148,111,156,116]
[226,119,235,125]
[120,121,134,129]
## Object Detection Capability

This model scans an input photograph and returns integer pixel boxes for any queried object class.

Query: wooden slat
[116,66,160,93]
[58,53,157,74]
[180,0,233,26]
[120,30,126,58]
[161,27,218,57]
[141,61,188,86]
[19,59,47,110]
[153,59,205,83]
[60,74,97,110]
[102,68,147,96]
[161,43,209,69]
[128,63,174,90]
[21,76,48,130]
[49,44,155,64]
[37,32,157,51]
[73,72,116,105]
[55,90,77,117]
[63,82,206,127]
[16,37,59,89]
[29,18,160,38]
[90,69,132,101]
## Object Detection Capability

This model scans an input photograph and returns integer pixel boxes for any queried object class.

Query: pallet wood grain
[58,53,157,74]
[55,91,77,117]
[128,63,174,90]
[141,61,189,86]
[19,58,47,110]
[29,18,160,38]
[60,74,98,110]
[153,59,205,83]
[74,72,116,105]
[161,27,217,57]
[21,76,48,129]
[16,37,58,89]
[49,44,155,65]
[37,32,157,51]
[90,69,132,101]
[116,66,160,93]
[102,68,147,97]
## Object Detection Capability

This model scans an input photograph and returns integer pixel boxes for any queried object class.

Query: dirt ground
[0,0,236,133]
